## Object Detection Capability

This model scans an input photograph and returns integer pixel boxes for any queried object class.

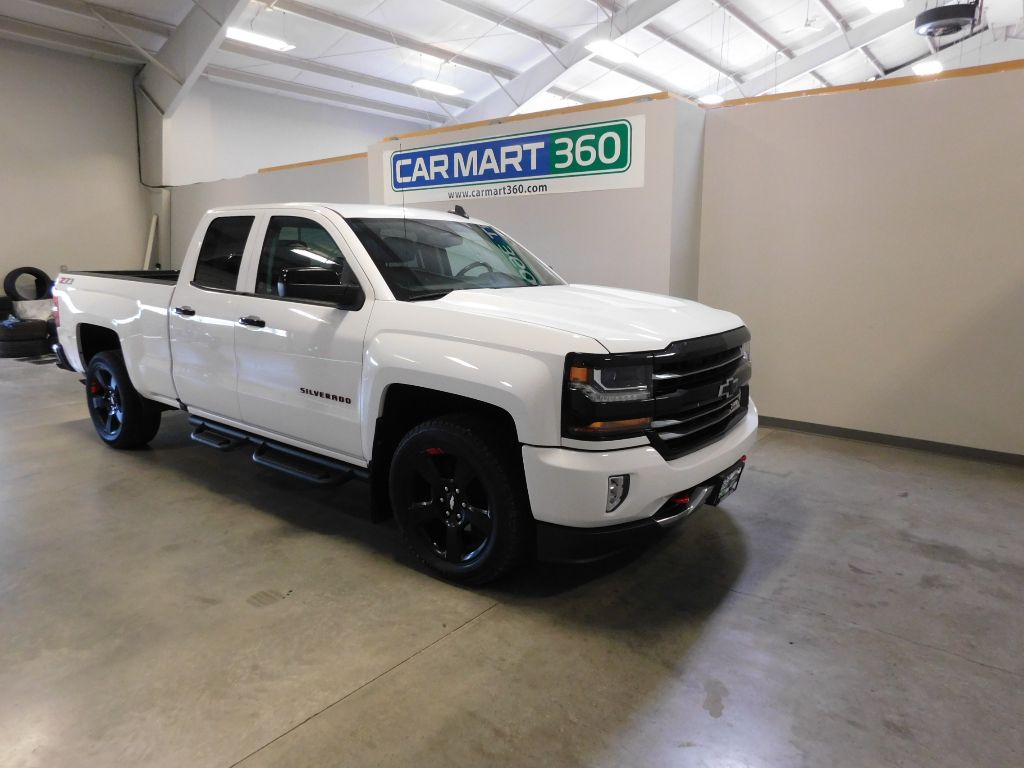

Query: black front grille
[646,326,751,460]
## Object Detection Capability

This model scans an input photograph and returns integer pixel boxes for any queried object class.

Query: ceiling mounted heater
[915,2,978,36]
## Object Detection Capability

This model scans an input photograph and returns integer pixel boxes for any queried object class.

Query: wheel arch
[77,323,122,366]
[368,383,523,522]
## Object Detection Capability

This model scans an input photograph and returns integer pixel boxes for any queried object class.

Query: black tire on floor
[389,415,531,585]
[0,318,48,341]
[4,267,53,301]
[84,350,162,449]
[0,338,50,357]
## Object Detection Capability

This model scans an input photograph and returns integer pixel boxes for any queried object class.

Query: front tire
[389,416,531,585]
[85,351,161,449]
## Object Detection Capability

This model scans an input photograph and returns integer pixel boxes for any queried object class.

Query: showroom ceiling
[2,0,1022,124]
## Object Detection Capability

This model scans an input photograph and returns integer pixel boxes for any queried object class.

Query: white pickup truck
[53,203,756,583]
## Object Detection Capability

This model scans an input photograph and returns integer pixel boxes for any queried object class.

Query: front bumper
[535,484,719,563]
[522,401,757,529]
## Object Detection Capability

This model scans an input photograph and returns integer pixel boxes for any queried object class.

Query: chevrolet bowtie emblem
[718,377,739,399]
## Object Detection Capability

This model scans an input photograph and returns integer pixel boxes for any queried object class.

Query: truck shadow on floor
[120,412,749,622]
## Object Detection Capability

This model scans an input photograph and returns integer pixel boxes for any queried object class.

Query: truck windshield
[346,217,564,301]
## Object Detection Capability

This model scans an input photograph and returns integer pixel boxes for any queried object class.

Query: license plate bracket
[708,461,744,506]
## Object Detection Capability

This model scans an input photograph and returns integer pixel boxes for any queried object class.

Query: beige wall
[0,40,151,280]
[700,70,1024,455]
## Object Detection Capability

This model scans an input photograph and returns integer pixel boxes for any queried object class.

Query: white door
[169,214,256,421]
[232,212,371,461]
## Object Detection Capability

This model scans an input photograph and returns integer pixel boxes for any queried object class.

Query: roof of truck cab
[206,203,475,223]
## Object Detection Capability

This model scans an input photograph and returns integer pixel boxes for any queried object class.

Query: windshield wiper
[407,290,454,302]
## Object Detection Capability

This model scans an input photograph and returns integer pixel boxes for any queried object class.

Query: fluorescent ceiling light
[698,94,725,105]
[864,0,904,12]
[912,59,944,76]
[413,78,464,96]
[226,27,295,51]
[585,39,639,64]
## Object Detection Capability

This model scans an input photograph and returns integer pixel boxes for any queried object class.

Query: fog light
[607,474,630,512]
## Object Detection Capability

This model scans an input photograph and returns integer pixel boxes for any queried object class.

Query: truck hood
[433,284,744,353]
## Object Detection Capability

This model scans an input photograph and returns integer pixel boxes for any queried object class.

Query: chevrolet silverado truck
[53,203,756,584]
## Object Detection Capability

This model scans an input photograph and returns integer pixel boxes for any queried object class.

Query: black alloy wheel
[390,416,530,584]
[85,351,161,449]
[89,365,125,439]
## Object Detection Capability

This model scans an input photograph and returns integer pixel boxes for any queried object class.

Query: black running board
[191,421,245,450]
[188,416,369,486]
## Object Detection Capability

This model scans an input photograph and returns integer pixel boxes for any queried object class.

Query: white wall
[367,97,707,298]
[700,69,1024,455]
[0,40,151,281]
[169,155,370,267]
[163,79,419,186]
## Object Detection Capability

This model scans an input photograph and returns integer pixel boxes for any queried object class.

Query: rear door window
[193,216,254,290]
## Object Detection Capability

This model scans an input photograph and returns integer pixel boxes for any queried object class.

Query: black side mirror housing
[278,268,365,310]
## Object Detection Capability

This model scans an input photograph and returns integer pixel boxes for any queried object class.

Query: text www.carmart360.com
[447,182,549,199]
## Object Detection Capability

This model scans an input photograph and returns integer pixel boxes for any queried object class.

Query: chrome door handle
[238,316,266,328]
[174,306,195,317]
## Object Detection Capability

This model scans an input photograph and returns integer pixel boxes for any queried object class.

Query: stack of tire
[1,267,53,358]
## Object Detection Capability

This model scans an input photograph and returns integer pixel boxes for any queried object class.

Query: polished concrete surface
[1,357,1022,767]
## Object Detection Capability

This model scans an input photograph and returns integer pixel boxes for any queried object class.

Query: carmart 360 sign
[382,116,645,204]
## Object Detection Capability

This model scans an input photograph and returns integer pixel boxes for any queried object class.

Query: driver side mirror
[278,267,365,310]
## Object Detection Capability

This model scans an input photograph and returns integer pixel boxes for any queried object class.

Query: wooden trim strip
[377,92,673,144]
[258,151,368,174]
[715,58,1024,109]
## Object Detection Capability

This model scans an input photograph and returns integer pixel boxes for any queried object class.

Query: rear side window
[193,216,253,290]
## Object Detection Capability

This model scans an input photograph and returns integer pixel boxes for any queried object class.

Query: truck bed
[56,269,179,403]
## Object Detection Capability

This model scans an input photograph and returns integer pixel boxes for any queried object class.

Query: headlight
[568,362,652,402]
[563,354,654,439]
[741,340,751,362]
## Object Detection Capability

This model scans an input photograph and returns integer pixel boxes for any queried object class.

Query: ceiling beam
[586,0,744,87]
[220,41,474,109]
[438,0,564,49]
[0,15,446,125]
[724,0,929,98]
[813,0,886,76]
[260,0,586,105]
[264,0,517,78]
[22,0,475,111]
[137,0,248,117]
[18,0,172,36]
[441,0,697,99]
[0,12,140,62]
[204,66,446,123]
[453,0,687,123]
[706,0,830,88]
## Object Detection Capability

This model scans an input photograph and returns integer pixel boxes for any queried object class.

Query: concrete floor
[0,357,1021,768]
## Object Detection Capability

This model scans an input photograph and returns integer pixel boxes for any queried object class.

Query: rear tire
[0,318,48,341]
[85,351,161,449]
[0,338,49,357]
[389,415,531,585]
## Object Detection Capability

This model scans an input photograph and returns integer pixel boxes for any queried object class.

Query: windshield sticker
[480,226,538,285]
